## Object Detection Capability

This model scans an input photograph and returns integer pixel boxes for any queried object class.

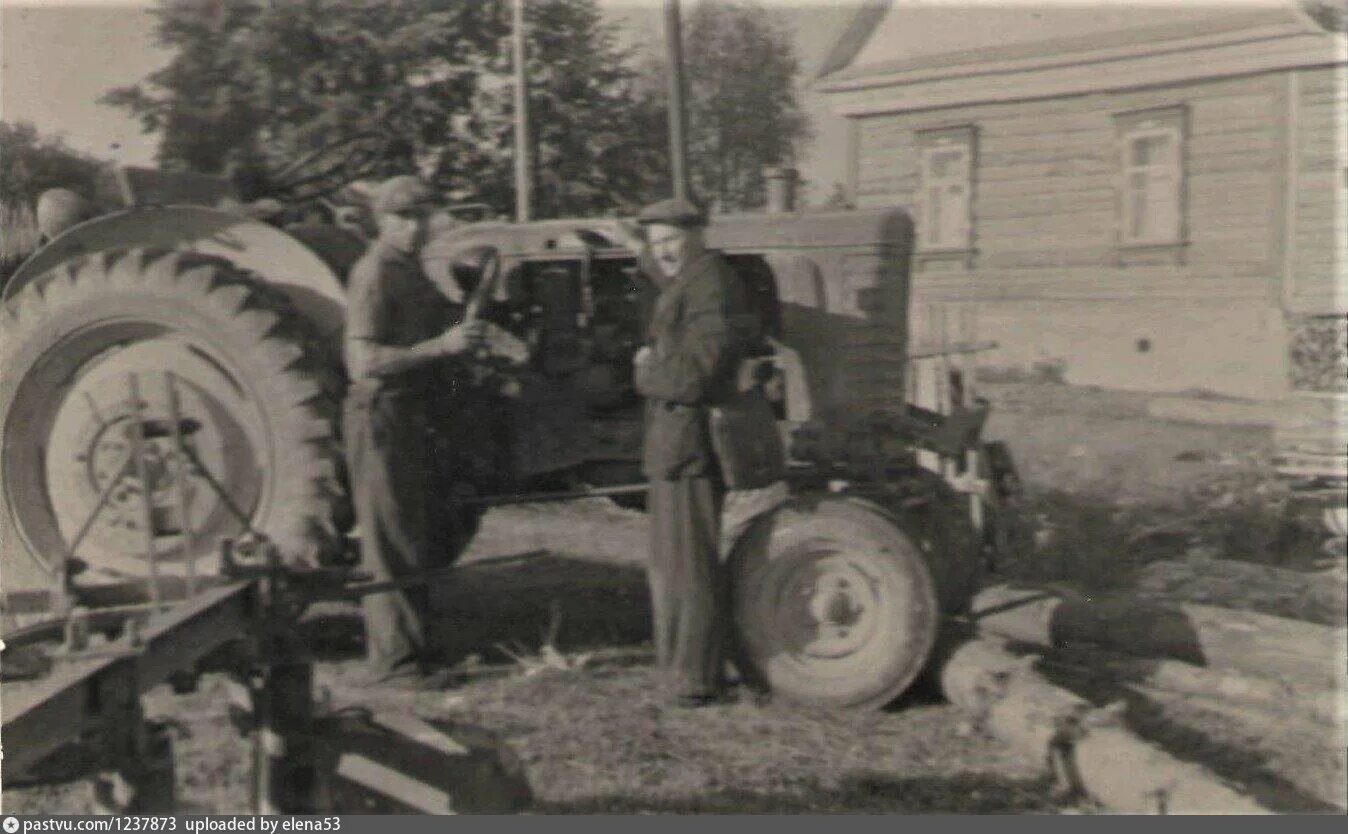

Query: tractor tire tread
[0,247,349,581]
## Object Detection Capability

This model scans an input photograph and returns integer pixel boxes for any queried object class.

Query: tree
[466,0,668,217]
[633,0,811,212]
[103,0,664,217]
[104,0,502,199]
[0,121,108,283]
[0,121,105,210]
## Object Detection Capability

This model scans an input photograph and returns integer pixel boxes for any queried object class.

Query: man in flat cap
[344,175,484,688]
[614,198,760,707]
[35,188,95,243]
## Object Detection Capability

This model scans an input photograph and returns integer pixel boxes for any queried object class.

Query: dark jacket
[344,242,464,396]
[635,250,758,480]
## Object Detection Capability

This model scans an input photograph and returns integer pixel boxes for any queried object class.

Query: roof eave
[815,3,1338,94]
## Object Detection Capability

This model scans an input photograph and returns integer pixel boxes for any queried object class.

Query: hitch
[872,402,991,459]
[216,536,531,813]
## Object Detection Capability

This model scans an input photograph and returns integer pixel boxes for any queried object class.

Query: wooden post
[89,667,176,813]
[936,306,956,486]
[251,659,316,813]
[261,660,315,813]
[250,553,317,814]
[664,0,690,201]
[961,306,984,535]
[512,0,532,222]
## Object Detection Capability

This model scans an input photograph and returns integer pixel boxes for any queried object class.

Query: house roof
[815,1,1342,93]
[814,0,894,81]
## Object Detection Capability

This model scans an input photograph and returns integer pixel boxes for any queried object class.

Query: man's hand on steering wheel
[436,320,488,356]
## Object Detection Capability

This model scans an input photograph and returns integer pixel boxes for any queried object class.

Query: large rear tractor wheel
[729,496,940,710]
[0,249,348,594]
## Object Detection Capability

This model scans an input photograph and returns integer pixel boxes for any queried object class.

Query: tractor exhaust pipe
[764,166,798,213]
[664,0,691,202]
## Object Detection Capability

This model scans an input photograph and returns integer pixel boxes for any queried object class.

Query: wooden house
[815,0,1346,402]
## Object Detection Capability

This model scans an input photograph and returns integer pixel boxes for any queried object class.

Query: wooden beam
[664,0,690,201]
[2,582,253,777]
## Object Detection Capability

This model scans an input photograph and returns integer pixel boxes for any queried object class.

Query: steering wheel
[460,246,503,322]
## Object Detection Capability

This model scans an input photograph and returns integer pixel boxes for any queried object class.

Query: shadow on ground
[532,772,1059,814]
[301,551,651,664]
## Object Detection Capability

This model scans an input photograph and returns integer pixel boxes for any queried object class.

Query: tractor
[0,158,1018,711]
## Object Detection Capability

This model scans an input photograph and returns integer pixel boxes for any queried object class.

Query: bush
[0,200,41,291]
[1288,314,1348,393]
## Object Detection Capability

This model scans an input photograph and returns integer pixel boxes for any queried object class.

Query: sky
[1,2,168,165]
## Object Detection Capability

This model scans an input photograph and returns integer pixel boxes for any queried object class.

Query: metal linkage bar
[463,482,649,508]
[165,371,199,597]
[180,442,257,534]
[126,373,161,605]
[65,457,135,562]
[906,339,999,360]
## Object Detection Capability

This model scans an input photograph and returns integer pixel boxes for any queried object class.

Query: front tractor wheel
[0,249,347,595]
[729,496,940,710]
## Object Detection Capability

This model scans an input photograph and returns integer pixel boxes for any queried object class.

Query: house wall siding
[851,72,1296,397]
[1289,64,1348,313]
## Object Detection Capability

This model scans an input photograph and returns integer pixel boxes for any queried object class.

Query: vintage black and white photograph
[1,0,1345,816]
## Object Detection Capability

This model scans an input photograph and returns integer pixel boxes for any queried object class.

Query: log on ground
[938,637,1271,814]
[1031,645,1347,729]
[970,584,1347,691]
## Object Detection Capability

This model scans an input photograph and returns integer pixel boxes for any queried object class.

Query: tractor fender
[5,206,348,341]
[724,479,984,617]
[720,481,794,558]
[724,488,907,562]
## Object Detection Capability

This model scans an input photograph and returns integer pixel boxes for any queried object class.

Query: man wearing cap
[35,188,95,243]
[614,198,759,707]
[344,175,484,688]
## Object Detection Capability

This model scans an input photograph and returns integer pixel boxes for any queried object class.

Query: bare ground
[4,380,1344,813]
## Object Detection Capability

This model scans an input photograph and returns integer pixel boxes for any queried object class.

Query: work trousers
[343,386,455,674]
[647,476,728,698]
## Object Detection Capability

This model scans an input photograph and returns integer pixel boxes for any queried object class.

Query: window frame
[1115,106,1188,249]
[915,126,977,255]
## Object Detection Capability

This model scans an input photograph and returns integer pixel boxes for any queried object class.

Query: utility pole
[664,0,690,201]
[513,0,533,221]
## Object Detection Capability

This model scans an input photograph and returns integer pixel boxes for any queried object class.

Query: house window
[1116,107,1186,246]
[917,127,975,251]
